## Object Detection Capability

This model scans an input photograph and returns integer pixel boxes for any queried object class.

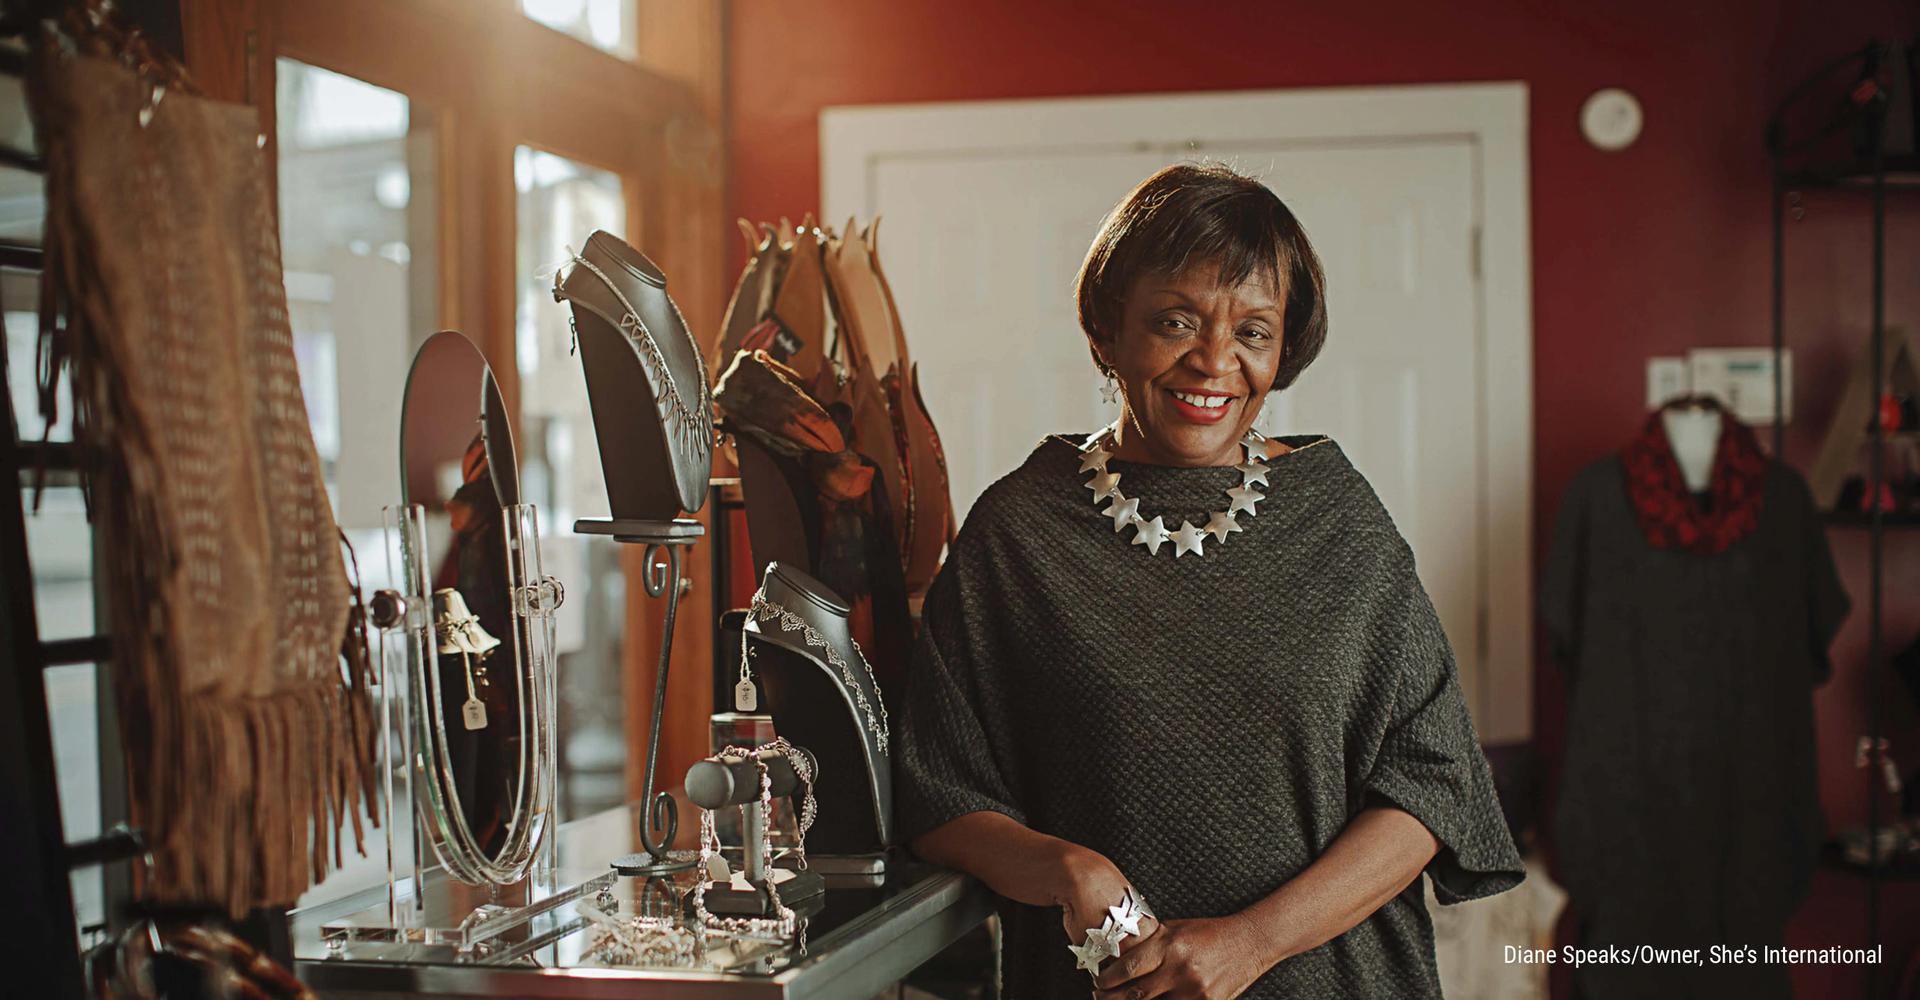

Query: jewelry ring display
[692,743,806,943]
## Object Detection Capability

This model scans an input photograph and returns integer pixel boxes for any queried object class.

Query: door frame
[820,83,1533,742]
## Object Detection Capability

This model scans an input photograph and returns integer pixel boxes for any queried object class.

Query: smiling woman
[1075,163,1327,468]
[896,162,1523,998]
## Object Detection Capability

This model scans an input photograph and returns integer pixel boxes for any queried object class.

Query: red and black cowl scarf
[1619,397,1768,554]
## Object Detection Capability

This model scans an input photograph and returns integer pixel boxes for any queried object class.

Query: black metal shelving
[1767,39,1917,998]
[0,10,133,996]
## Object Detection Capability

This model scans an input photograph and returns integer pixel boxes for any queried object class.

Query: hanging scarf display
[712,348,913,686]
[719,215,954,603]
[1619,396,1767,554]
[31,41,375,914]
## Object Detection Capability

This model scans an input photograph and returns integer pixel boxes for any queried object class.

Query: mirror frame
[396,330,556,886]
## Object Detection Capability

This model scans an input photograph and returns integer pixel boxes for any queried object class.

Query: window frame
[182,0,728,840]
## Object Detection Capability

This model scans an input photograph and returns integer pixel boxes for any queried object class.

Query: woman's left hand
[1091,915,1269,1000]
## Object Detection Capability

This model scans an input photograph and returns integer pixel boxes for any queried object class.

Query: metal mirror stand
[574,516,706,875]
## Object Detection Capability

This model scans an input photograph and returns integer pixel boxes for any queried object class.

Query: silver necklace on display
[558,250,716,449]
[1080,423,1272,558]
[693,746,800,943]
[746,588,890,755]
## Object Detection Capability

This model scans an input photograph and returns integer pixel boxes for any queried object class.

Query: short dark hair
[1074,162,1327,392]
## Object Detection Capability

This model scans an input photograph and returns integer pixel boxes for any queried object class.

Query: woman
[896,162,1523,999]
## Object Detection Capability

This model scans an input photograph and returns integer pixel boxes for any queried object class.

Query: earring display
[319,331,612,953]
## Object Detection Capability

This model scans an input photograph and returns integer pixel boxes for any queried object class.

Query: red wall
[727,0,1920,985]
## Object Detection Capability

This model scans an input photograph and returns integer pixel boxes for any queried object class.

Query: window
[519,0,637,60]
[513,146,629,818]
[275,58,437,535]
[276,58,438,905]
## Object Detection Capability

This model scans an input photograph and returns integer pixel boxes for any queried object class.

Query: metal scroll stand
[575,516,704,875]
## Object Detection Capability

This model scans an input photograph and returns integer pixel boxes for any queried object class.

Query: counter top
[291,803,994,998]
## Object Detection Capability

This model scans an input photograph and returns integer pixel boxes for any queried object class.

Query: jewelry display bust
[744,561,894,860]
[553,229,714,519]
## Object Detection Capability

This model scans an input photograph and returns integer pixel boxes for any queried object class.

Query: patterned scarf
[1620,398,1767,554]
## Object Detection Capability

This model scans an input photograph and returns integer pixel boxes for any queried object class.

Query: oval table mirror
[397,330,559,886]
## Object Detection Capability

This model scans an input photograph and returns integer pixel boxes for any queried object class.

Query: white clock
[1581,88,1643,152]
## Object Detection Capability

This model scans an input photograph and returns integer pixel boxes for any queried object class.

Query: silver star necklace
[1080,424,1272,558]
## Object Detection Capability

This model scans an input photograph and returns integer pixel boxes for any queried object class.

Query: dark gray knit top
[897,432,1525,998]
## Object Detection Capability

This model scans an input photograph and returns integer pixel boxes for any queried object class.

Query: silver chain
[693,745,799,941]
[758,736,816,870]
[747,587,890,754]
[562,251,715,448]
[578,903,702,967]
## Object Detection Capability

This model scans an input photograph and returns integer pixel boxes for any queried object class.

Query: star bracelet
[1066,885,1157,976]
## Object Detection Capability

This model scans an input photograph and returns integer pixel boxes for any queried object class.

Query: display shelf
[1820,843,1920,883]
[1776,154,1920,190]
[320,867,617,954]
[292,802,995,999]
[1767,38,1915,998]
[1823,510,1920,528]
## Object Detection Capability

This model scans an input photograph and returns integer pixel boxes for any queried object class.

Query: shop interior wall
[727,0,1920,825]
[725,0,1920,976]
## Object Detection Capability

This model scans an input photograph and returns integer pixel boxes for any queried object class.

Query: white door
[825,86,1531,741]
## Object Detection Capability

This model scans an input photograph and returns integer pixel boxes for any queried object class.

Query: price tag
[734,677,758,712]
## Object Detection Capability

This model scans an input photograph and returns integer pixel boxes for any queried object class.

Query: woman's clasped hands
[1059,851,1270,1000]
[1089,915,1268,1000]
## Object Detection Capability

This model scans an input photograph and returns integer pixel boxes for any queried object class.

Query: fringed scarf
[1620,397,1768,554]
[31,46,377,915]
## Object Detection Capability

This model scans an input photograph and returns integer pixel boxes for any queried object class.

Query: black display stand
[575,517,705,875]
[1766,40,1920,998]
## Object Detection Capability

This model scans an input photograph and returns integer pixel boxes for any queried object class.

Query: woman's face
[1102,260,1285,467]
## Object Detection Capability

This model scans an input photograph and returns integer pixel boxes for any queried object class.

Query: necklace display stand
[745,562,894,871]
[576,516,706,875]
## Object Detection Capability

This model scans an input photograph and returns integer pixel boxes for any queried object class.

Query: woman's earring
[1100,373,1121,405]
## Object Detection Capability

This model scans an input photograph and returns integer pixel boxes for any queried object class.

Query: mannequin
[1543,396,1849,999]
[1660,398,1724,494]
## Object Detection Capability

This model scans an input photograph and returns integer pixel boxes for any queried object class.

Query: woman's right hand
[910,813,1158,966]
[1052,845,1159,959]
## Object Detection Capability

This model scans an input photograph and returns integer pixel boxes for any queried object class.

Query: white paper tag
[462,697,488,730]
[734,677,758,712]
[705,853,732,883]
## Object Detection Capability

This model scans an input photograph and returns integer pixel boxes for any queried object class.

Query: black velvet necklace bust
[554,229,713,519]
[746,561,893,860]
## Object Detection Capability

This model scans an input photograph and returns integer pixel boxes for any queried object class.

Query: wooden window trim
[182,0,729,832]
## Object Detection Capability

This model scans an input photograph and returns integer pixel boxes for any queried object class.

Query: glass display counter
[291,801,995,998]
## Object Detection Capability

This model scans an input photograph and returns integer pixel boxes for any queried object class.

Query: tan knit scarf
[31,43,376,915]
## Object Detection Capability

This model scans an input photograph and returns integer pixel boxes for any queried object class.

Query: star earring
[1100,371,1121,405]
